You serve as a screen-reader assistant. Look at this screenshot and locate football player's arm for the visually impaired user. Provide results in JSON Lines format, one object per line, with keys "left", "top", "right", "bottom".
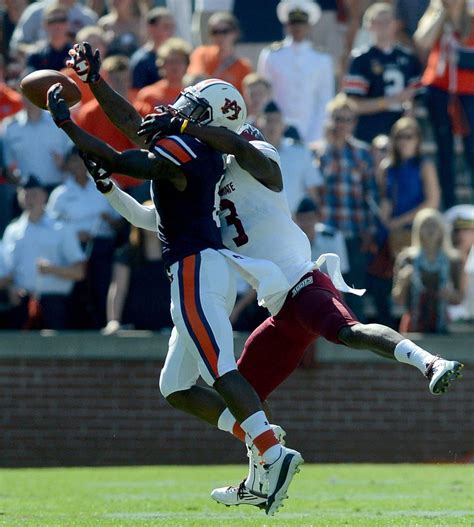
{"left": 88, "top": 77, "right": 148, "bottom": 148}
{"left": 68, "top": 42, "right": 147, "bottom": 148}
{"left": 104, "top": 185, "right": 158, "bottom": 231}
{"left": 184, "top": 122, "right": 283, "bottom": 191}
{"left": 60, "top": 120, "right": 181, "bottom": 181}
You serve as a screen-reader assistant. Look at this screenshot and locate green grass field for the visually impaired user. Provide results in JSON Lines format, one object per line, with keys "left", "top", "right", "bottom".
{"left": 1, "top": 464, "right": 473, "bottom": 527}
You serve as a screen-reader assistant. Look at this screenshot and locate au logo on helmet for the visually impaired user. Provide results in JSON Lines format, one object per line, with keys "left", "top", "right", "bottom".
{"left": 221, "top": 98, "right": 242, "bottom": 121}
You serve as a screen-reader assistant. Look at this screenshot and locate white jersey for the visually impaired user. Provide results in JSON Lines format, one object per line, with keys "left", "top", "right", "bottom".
{"left": 219, "top": 140, "right": 315, "bottom": 313}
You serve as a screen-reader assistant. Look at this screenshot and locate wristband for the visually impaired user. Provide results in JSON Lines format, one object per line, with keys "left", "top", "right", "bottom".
{"left": 96, "top": 178, "right": 113, "bottom": 194}
{"left": 180, "top": 119, "right": 189, "bottom": 134}
{"left": 55, "top": 117, "right": 73, "bottom": 129}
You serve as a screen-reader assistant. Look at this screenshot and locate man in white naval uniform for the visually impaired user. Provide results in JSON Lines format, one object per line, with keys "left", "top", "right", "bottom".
{"left": 257, "top": 0, "right": 334, "bottom": 145}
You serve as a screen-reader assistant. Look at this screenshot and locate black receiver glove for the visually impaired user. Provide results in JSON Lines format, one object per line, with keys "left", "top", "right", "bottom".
{"left": 47, "top": 83, "right": 72, "bottom": 128}
{"left": 78, "top": 151, "right": 113, "bottom": 193}
{"left": 137, "top": 106, "right": 187, "bottom": 144}
{"left": 67, "top": 41, "right": 101, "bottom": 83}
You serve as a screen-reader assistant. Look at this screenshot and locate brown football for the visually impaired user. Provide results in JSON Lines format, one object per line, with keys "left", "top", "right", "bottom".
{"left": 20, "top": 69, "right": 81, "bottom": 110}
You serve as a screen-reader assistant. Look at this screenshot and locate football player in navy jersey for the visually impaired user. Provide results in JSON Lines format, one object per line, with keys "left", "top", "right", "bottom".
{"left": 46, "top": 42, "right": 303, "bottom": 516}
{"left": 342, "top": 2, "right": 423, "bottom": 144}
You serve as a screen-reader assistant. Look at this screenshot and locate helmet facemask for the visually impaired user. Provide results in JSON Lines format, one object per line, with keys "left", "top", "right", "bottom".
{"left": 169, "top": 88, "right": 213, "bottom": 125}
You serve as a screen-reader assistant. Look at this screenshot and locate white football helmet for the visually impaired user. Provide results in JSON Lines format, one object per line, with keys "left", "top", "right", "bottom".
{"left": 169, "top": 79, "right": 247, "bottom": 132}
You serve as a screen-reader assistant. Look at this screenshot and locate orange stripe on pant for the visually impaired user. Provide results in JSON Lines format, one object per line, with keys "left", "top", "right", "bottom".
{"left": 181, "top": 255, "right": 219, "bottom": 377}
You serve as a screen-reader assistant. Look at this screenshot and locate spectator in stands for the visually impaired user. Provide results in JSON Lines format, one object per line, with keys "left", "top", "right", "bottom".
{"left": 191, "top": 0, "right": 234, "bottom": 46}
{"left": 3, "top": 95, "right": 71, "bottom": 193}
{"left": 257, "top": 101, "right": 322, "bottom": 214}
{"left": 312, "top": 0, "right": 362, "bottom": 81}
{"left": 102, "top": 208, "right": 172, "bottom": 335}
{"left": 9, "top": 0, "right": 97, "bottom": 56}
{"left": 294, "top": 196, "right": 349, "bottom": 273}
{"left": 380, "top": 117, "right": 440, "bottom": 257}
{"left": 444, "top": 204, "right": 474, "bottom": 321}
{"left": 0, "top": 0, "right": 28, "bottom": 61}
{"left": 129, "top": 8, "right": 176, "bottom": 97}
{"left": 47, "top": 146, "right": 122, "bottom": 328}
{"left": 392, "top": 208, "right": 463, "bottom": 333}
{"left": 258, "top": 0, "right": 334, "bottom": 144}
{"left": 25, "top": 3, "right": 72, "bottom": 73}
{"left": 369, "top": 118, "right": 440, "bottom": 326}
{"left": 394, "top": 0, "right": 430, "bottom": 48}
{"left": 414, "top": 0, "right": 474, "bottom": 209}
{"left": 187, "top": 11, "right": 253, "bottom": 94}
{"left": 61, "top": 26, "right": 108, "bottom": 111}
{"left": 98, "top": 0, "right": 145, "bottom": 57}
{"left": 75, "top": 55, "right": 147, "bottom": 200}
{"left": 0, "top": 56, "right": 23, "bottom": 120}
{"left": 343, "top": 2, "right": 423, "bottom": 144}
{"left": 242, "top": 73, "right": 272, "bottom": 125}
{"left": 1, "top": 175, "right": 86, "bottom": 330}
{"left": 315, "top": 93, "right": 377, "bottom": 320}
{"left": 134, "top": 38, "right": 191, "bottom": 116}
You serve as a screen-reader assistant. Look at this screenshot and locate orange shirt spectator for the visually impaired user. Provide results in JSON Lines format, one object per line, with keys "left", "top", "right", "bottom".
{"left": 134, "top": 79, "right": 183, "bottom": 116}
{"left": 134, "top": 37, "right": 191, "bottom": 116}
{"left": 421, "top": 22, "right": 474, "bottom": 94}
{"left": 187, "top": 12, "right": 252, "bottom": 93}
{"left": 0, "top": 83, "right": 23, "bottom": 120}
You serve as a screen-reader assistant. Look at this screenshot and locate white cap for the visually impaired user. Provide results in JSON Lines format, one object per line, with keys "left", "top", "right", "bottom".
{"left": 444, "top": 205, "right": 474, "bottom": 229}
{"left": 276, "top": 0, "right": 322, "bottom": 26}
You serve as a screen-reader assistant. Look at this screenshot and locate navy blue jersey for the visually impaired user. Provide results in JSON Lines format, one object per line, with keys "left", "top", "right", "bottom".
{"left": 343, "top": 45, "right": 422, "bottom": 143}
{"left": 150, "top": 135, "right": 225, "bottom": 267}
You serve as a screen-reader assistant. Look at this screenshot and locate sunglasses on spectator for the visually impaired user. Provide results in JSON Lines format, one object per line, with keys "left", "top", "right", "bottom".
{"left": 333, "top": 115, "right": 355, "bottom": 123}
{"left": 396, "top": 133, "right": 417, "bottom": 141}
{"left": 46, "top": 16, "right": 68, "bottom": 24}
{"left": 210, "top": 27, "right": 234, "bottom": 35}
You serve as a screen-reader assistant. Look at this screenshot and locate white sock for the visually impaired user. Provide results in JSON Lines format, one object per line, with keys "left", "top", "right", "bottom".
{"left": 394, "top": 339, "right": 437, "bottom": 374}
{"left": 217, "top": 408, "right": 236, "bottom": 433}
{"left": 240, "top": 411, "right": 281, "bottom": 464}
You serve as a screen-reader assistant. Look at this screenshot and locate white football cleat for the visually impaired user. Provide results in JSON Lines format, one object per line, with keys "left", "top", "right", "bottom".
{"left": 425, "top": 357, "right": 464, "bottom": 395}
{"left": 246, "top": 424, "right": 287, "bottom": 496}
{"left": 210, "top": 480, "right": 266, "bottom": 508}
{"left": 263, "top": 446, "right": 304, "bottom": 516}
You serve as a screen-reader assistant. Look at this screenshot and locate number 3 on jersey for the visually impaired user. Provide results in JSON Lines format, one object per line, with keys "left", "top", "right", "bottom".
{"left": 220, "top": 198, "right": 248, "bottom": 247}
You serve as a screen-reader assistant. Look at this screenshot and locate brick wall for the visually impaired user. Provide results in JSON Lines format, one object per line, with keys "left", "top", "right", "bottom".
{"left": 1, "top": 356, "right": 472, "bottom": 467}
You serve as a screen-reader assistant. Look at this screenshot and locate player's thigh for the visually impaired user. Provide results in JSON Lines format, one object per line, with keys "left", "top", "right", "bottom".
{"left": 294, "top": 271, "right": 359, "bottom": 344}
{"left": 169, "top": 250, "right": 237, "bottom": 386}
{"left": 237, "top": 316, "right": 313, "bottom": 401}
{"left": 159, "top": 326, "right": 200, "bottom": 398}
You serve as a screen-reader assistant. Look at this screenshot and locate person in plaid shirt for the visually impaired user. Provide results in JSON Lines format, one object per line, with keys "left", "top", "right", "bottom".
{"left": 315, "top": 93, "right": 377, "bottom": 320}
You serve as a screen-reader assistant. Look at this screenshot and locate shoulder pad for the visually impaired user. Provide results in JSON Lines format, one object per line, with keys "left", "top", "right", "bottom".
{"left": 269, "top": 41, "right": 284, "bottom": 51}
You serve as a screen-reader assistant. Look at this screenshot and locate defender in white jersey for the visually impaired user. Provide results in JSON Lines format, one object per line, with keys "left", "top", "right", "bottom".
{"left": 113, "top": 111, "right": 462, "bottom": 508}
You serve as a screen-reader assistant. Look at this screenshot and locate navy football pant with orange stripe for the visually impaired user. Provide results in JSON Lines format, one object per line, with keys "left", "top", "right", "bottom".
{"left": 160, "top": 249, "right": 237, "bottom": 395}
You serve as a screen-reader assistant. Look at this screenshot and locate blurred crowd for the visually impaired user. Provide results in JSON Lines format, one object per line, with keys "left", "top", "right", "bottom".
{"left": 0, "top": 0, "right": 473, "bottom": 335}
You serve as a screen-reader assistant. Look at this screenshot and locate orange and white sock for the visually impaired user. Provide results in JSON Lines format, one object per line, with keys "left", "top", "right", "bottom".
{"left": 240, "top": 411, "right": 281, "bottom": 464}
{"left": 217, "top": 408, "right": 246, "bottom": 441}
